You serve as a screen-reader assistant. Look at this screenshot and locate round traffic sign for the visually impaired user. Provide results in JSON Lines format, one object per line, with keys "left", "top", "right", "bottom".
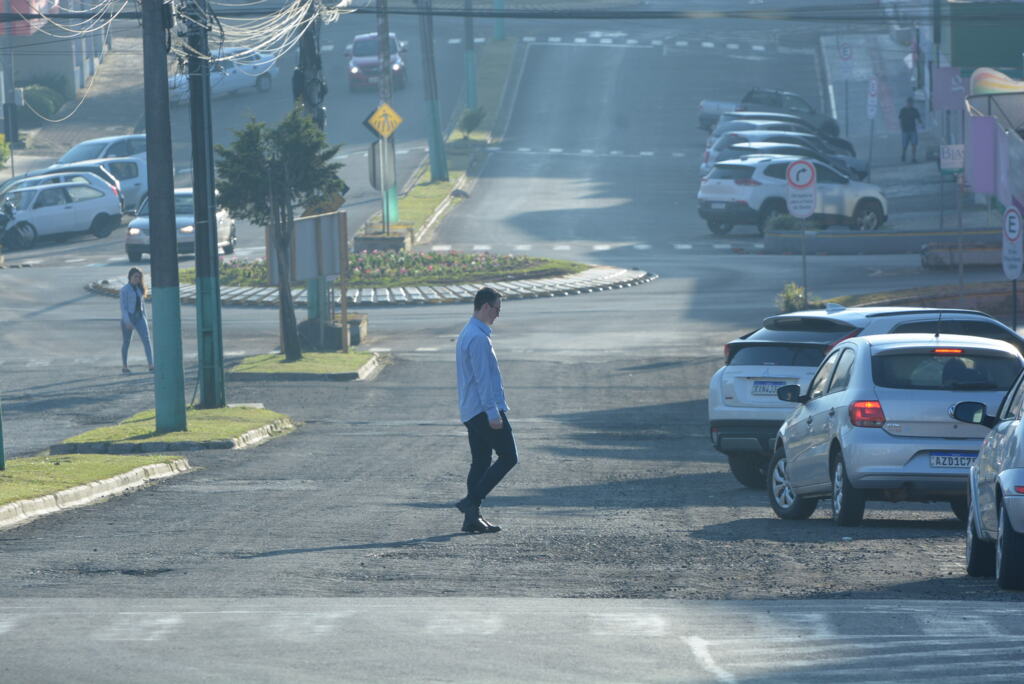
{"left": 1003, "top": 207, "right": 1023, "bottom": 280}
{"left": 839, "top": 42, "right": 852, "bottom": 60}
{"left": 1005, "top": 207, "right": 1022, "bottom": 242}
{"left": 786, "top": 160, "right": 816, "bottom": 189}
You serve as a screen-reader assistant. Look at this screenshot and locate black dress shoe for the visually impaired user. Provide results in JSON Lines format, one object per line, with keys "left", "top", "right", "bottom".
{"left": 462, "top": 516, "right": 499, "bottom": 533}
{"left": 479, "top": 518, "right": 501, "bottom": 532}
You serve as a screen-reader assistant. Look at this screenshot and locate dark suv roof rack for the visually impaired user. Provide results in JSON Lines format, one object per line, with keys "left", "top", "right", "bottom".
{"left": 863, "top": 308, "right": 987, "bottom": 318}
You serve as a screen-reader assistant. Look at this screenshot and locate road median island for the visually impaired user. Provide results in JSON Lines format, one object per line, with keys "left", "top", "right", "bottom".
{"left": 0, "top": 454, "right": 190, "bottom": 530}
{"left": 50, "top": 405, "right": 295, "bottom": 455}
{"left": 827, "top": 280, "right": 1021, "bottom": 318}
{"left": 228, "top": 351, "right": 383, "bottom": 381}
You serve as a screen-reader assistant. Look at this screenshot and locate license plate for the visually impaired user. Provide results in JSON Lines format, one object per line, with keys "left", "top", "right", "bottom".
{"left": 751, "top": 380, "right": 785, "bottom": 396}
{"left": 711, "top": 202, "right": 726, "bottom": 209}
{"left": 367, "top": 76, "right": 379, "bottom": 84}
{"left": 929, "top": 452, "right": 976, "bottom": 468}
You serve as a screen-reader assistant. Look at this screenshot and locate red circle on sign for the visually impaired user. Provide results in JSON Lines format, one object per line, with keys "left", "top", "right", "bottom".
{"left": 786, "top": 160, "right": 816, "bottom": 189}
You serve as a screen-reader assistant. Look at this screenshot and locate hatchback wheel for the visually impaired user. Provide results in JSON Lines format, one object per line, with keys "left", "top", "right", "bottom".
{"left": 727, "top": 453, "right": 766, "bottom": 490}
{"left": 966, "top": 498, "right": 996, "bottom": 577}
{"left": 996, "top": 504, "right": 1024, "bottom": 590}
{"left": 90, "top": 213, "right": 115, "bottom": 238}
{"left": 853, "top": 200, "right": 883, "bottom": 231}
{"left": 706, "top": 221, "right": 732, "bottom": 236}
{"left": 831, "top": 455, "right": 865, "bottom": 526}
{"left": 5, "top": 221, "right": 36, "bottom": 250}
{"left": 768, "top": 449, "right": 818, "bottom": 520}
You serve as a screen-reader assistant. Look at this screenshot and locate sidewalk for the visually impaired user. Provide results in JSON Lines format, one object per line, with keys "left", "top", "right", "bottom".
{"left": 10, "top": 32, "right": 146, "bottom": 175}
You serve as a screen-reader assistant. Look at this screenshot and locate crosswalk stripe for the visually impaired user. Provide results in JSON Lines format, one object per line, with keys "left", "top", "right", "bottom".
{"left": 674, "top": 244, "right": 693, "bottom": 250}
{"left": 514, "top": 244, "right": 531, "bottom": 251}
{"left": 553, "top": 245, "right": 571, "bottom": 251}
{"left": 432, "top": 245, "right": 451, "bottom": 251}
{"left": 634, "top": 244, "right": 652, "bottom": 250}
{"left": 472, "top": 245, "right": 491, "bottom": 251}
{"left": 594, "top": 244, "right": 612, "bottom": 251}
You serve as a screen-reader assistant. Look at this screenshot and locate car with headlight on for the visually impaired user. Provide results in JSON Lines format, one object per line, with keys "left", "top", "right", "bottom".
{"left": 345, "top": 32, "right": 407, "bottom": 91}
{"left": 124, "top": 188, "right": 236, "bottom": 263}
{"left": 952, "top": 368, "right": 1024, "bottom": 589}
{"left": 768, "top": 334, "right": 1022, "bottom": 526}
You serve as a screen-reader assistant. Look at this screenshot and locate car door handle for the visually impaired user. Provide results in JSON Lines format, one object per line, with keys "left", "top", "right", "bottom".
{"left": 828, "top": 408, "right": 836, "bottom": 417}
{"left": 806, "top": 417, "right": 813, "bottom": 425}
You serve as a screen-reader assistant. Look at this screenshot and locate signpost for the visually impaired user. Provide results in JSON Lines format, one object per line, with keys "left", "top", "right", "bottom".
{"left": 839, "top": 42, "right": 853, "bottom": 137}
{"left": 363, "top": 102, "right": 403, "bottom": 235}
{"left": 1004, "top": 207, "right": 1023, "bottom": 328}
{"left": 867, "top": 78, "right": 877, "bottom": 169}
{"left": 787, "top": 160, "right": 817, "bottom": 308}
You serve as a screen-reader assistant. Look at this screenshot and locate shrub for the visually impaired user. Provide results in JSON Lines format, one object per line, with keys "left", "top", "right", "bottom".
{"left": 766, "top": 214, "right": 817, "bottom": 232}
{"left": 457, "top": 106, "right": 486, "bottom": 139}
{"left": 775, "top": 282, "right": 822, "bottom": 313}
{"left": 20, "top": 84, "right": 65, "bottom": 123}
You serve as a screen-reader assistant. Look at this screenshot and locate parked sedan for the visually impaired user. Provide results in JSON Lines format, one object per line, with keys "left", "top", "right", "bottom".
{"left": 124, "top": 188, "right": 236, "bottom": 262}
{"left": 56, "top": 134, "right": 147, "bottom": 165}
{"left": 168, "top": 47, "right": 278, "bottom": 104}
{"left": 952, "top": 370, "right": 1024, "bottom": 589}
{"left": 768, "top": 334, "right": 1022, "bottom": 526}
{"left": 1, "top": 181, "right": 122, "bottom": 249}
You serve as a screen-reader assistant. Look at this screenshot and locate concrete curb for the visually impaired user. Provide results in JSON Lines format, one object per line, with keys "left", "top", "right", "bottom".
{"left": 86, "top": 267, "right": 659, "bottom": 308}
{"left": 50, "top": 418, "right": 295, "bottom": 455}
{"left": 0, "top": 458, "right": 192, "bottom": 531}
{"left": 228, "top": 352, "right": 384, "bottom": 383}
{"left": 763, "top": 228, "right": 1000, "bottom": 255}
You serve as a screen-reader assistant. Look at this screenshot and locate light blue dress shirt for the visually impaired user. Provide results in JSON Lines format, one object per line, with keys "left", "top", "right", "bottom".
{"left": 456, "top": 316, "right": 509, "bottom": 423}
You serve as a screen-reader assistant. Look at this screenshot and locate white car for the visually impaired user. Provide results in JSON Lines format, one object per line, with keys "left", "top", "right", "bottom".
{"left": 2, "top": 181, "right": 122, "bottom": 249}
{"left": 697, "top": 155, "right": 887, "bottom": 235}
{"left": 709, "top": 305, "right": 1024, "bottom": 489}
{"left": 56, "top": 134, "right": 147, "bottom": 165}
{"left": 2, "top": 171, "right": 122, "bottom": 210}
{"left": 168, "top": 47, "right": 278, "bottom": 104}
{"left": 952, "top": 369, "right": 1024, "bottom": 589}
{"left": 124, "top": 188, "right": 236, "bottom": 263}
{"left": 768, "top": 334, "right": 1022, "bottom": 526}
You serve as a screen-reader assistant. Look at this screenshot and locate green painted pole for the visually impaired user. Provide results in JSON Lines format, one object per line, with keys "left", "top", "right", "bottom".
{"left": 464, "top": 0, "right": 477, "bottom": 109}
{"left": 142, "top": 0, "right": 187, "bottom": 432}
{"left": 418, "top": 0, "right": 449, "bottom": 182}
{"left": 0, "top": 394, "right": 5, "bottom": 471}
{"left": 494, "top": 0, "right": 505, "bottom": 41}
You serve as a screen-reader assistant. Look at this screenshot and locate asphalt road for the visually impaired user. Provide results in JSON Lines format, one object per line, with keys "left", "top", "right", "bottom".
{"left": 2, "top": 4, "right": 1023, "bottom": 682}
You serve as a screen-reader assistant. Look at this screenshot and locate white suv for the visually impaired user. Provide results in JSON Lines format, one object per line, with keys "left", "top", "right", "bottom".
{"left": 709, "top": 305, "right": 1024, "bottom": 489}
{"left": 697, "top": 155, "right": 887, "bottom": 235}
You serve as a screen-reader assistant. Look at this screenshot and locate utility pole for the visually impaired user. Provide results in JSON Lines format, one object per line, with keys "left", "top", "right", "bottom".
{"left": 417, "top": 0, "right": 448, "bottom": 182}
{"left": 184, "top": 0, "right": 226, "bottom": 408}
{"left": 377, "top": 0, "right": 398, "bottom": 227}
{"left": 463, "top": 0, "right": 477, "bottom": 109}
{"left": 142, "top": 0, "right": 187, "bottom": 432}
{"left": 493, "top": 0, "right": 505, "bottom": 41}
{"left": 2, "top": 19, "right": 19, "bottom": 151}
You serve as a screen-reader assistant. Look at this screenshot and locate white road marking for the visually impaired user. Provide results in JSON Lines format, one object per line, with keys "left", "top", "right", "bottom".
{"left": 593, "top": 244, "right": 611, "bottom": 251}
{"left": 549, "top": 148, "right": 563, "bottom": 153}
{"left": 473, "top": 37, "right": 485, "bottom": 44}
{"left": 514, "top": 244, "right": 531, "bottom": 251}
{"left": 26, "top": 360, "right": 51, "bottom": 367}
{"left": 414, "top": 347, "right": 439, "bottom": 352}
{"left": 753, "top": 45, "right": 766, "bottom": 51}
{"left": 600, "top": 38, "right": 613, "bottom": 44}
{"left": 65, "top": 258, "right": 86, "bottom": 263}
{"left": 548, "top": 37, "right": 562, "bottom": 43}
{"left": 640, "top": 151, "right": 654, "bottom": 156}
{"left": 574, "top": 38, "right": 587, "bottom": 44}
{"left": 553, "top": 245, "right": 571, "bottom": 251}
{"left": 431, "top": 245, "right": 451, "bottom": 251}
{"left": 426, "top": 613, "right": 502, "bottom": 635}
{"left": 919, "top": 614, "right": 1004, "bottom": 637}
{"left": 610, "top": 150, "right": 623, "bottom": 155}
{"left": 633, "top": 244, "right": 652, "bottom": 250}
{"left": 472, "top": 245, "right": 491, "bottom": 251}
{"left": 522, "top": 36, "right": 536, "bottom": 42}
{"left": 518, "top": 147, "right": 531, "bottom": 152}
{"left": 686, "top": 636, "right": 735, "bottom": 683}
{"left": 448, "top": 38, "right": 460, "bottom": 44}
{"left": 321, "top": 44, "right": 334, "bottom": 52}
{"left": 651, "top": 40, "right": 663, "bottom": 46}
{"left": 727, "top": 43, "right": 740, "bottom": 49}
{"left": 0, "top": 617, "right": 19, "bottom": 634}
{"left": 674, "top": 244, "right": 692, "bottom": 250}
{"left": 676, "top": 40, "right": 688, "bottom": 47}
{"left": 713, "top": 244, "right": 731, "bottom": 250}
{"left": 702, "top": 41, "right": 715, "bottom": 48}
{"left": 754, "top": 243, "right": 764, "bottom": 249}
{"left": 369, "top": 347, "right": 391, "bottom": 353}
{"left": 580, "top": 149, "right": 595, "bottom": 154}
{"left": 95, "top": 614, "right": 183, "bottom": 642}
{"left": 626, "top": 39, "right": 638, "bottom": 45}
{"left": 589, "top": 613, "right": 668, "bottom": 636}
{"left": 22, "top": 260, "right": 42, "bottom": 266}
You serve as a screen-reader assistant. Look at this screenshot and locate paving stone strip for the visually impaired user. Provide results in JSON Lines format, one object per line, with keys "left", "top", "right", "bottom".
{"left": 87, "top": 267, "right": 658, "bottom": 308}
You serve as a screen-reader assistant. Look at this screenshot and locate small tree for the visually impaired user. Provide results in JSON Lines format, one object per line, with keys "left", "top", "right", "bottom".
{"left": 216, "top": 107, "right": 345, "bottom": 361}
{"left": 457, "top": 106, "right": 486, "bottom": 140}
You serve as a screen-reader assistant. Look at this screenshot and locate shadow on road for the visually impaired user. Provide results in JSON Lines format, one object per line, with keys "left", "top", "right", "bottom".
{"left": 692, "top": 514, "right": 964, "bottom": 543}
{"left": 233, "top": 533, "right": 463, "bottom": 559}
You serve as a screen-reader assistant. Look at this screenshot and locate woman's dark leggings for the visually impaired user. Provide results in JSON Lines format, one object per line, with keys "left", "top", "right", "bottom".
{"left": 464, "top": 411, "right": 518, "bottom": 505}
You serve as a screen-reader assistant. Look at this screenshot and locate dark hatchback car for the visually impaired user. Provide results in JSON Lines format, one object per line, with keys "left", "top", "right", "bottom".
{"left": 708, "top": 305, "right": 1024, "bottom": 489}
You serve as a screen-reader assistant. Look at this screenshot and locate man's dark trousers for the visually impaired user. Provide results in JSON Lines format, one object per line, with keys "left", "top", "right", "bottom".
{"left": 464, "top": 411, "right": 518, "bottom": 505}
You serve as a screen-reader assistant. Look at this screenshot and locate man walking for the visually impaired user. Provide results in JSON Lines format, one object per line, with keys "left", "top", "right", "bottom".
{"left": 454, "top": 287, "right": 518, "bottom": 533}
{"left": 899, "top": 96, "right": 923, "bottom": 163}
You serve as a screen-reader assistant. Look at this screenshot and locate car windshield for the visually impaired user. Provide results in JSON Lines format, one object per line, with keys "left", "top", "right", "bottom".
{"left": 353, "top": 37, "right": 398, "bottom": 57}
{"left": 872, "top": 352, "right": 1021, "bottom": 391}
{"left": 729, "top": 344, "right": 825, "bottom": 367}
{"left": 58, "top": 142, "right": 107, "bottom": 164}
{"left": 748, "top": 317, "right": 858, "bottom": 344}
{"left": 135, "top": 195, "right": 194, "bottom": 217}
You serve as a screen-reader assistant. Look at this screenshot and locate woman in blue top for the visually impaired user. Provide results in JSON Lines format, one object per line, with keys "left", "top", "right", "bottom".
{"left": 119, "top": 267, "right": 154, "bottom": 374}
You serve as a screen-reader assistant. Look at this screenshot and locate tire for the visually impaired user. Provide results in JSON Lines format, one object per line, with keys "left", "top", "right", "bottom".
{"left": 127, "top": 249, "right": 144, "bottom": 263}
{"left": 996, "top": 503, "right": 1024, "bottom": 590}
{"left": 5, "top": 222, "right": 36, "bottom": 250}
{"left": 831, "top": 454, "right": 866, "bottom": 526}
{"left": 90, "top": 213, "right": 115, "bottom": 238}
{"left": 758, "top": 202, "right": 786, "bottom": 235}
{"left": 820, "top": 119, "right": 840, "bottom": 138}
{"left": 951, "top": 497, "right": 969, "bottom": 523}
{"left": 853, "top": 200, "right": 884, "bottom": 232}
{"left": 768, "top": 448, "right": 818, "bottom": 520}
{"left": 706, "top": 221, "right": 733, "bottom": 236}
{"left": 256, "top": 74, "right": 272, "bottom": 92}
{"left": 966, "top": 497, "right": 996, "bottom": 577}
{"left": 222, "top": 229, "right": 236, "bottom": 255}
{"left": 728, "top": 453, "right": 767, "bottom": 490}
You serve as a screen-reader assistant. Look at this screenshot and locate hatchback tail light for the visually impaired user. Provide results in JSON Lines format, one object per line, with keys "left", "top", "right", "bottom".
{"left": 825, "top": 328, "right": 863, "bottom": 352}
{"left": 723, "top": 343, "right": 734, "bottom": 365}
{"left": 734, "top": 178, "right": 761, "bottom": 186}
{"left": 850, "top": 400, "right": 886, "bottom": 427}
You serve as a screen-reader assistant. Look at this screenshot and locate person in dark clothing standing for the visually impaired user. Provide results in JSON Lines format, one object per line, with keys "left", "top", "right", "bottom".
{"left": 119, "top": 267, "right": 154, "bottom": 374}
{"left": 899, "top": 97, "right": 923, "bottom": 163}
{"left": 454, "top": 287, "right": 518, "bottom": 533}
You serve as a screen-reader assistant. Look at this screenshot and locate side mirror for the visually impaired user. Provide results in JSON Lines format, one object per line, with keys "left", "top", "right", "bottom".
{"left": 951, "top": 401, "right": 996, "bottom": 428}
{"left": 400, "top": 42, "right": 408, "bottom": 53}
{"left": 777, "top": 384, "right": 806, "bottom": 403}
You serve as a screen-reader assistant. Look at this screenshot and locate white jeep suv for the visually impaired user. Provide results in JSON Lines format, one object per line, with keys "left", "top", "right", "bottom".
{"left": 697, "top": 155, "right": 887, "bottom": 235}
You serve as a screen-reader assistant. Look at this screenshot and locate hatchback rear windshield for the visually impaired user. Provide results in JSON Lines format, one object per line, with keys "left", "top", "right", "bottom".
{"left": 746, "top": 317, "right": 857, "bottom": 344}
{"left": 707, "top": 165, "right": 753, "bottom": 180}
{"left": 729, "top": 344, "right": 825, "bottom": 367}
{"left": 872, "top": 351, "right": 1021, "bottom": 391}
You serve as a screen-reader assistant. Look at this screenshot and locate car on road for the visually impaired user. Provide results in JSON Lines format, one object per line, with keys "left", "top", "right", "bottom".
{"left": 709, "top": 305, "right": 1024, "bottom": 489}
{"left": 701, "top": 130, "right": 868, "bottom": 179}
{"left": 1, "top": 181, "right": 122, "bottom": 249}
{"left": 40, "top": 157, "right": 148, "bottom": 210}
{"left": 168, "top": 47, "right": 279, "bottom": 104}
{"left": 709, "top": 141, "right": 869, "bottom": 181}
{"left": 951, "top": 370, "right": 1024, "bottom": 589}
{"left": 124, "top": 188, "right": 236, "bottom": 263}
{"left": 0, "top": 170, "right": 123, "bottom": 211}
{"left": 698, "top": 88, "right": 840, "bottom": 136}
{"left": 56, "top": 134, "right": 147, "bottom": 165}
{"left": 697, "top": 155, "right": 886, "bottom": 235}
{"left": 767, "top": 334, "right": 1022, "bottom": 525}
{"left": 710, "top": 111, "right": 857, "bottom": 156}
{"left": 346, "top": 32, "right": 408, "bottom": 91}
{"left": 12, "top": 161, "right": 124, "bottom": 203}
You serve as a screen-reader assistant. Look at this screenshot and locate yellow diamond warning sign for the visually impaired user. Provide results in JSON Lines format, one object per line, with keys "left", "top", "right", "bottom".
{"left": 364, "top": 103, "right": 403, "bottom": 139}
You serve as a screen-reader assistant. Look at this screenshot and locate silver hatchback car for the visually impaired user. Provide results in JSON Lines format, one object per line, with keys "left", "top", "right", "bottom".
{"left": 768, "top": 334, "right": 1022, "bottom": 526}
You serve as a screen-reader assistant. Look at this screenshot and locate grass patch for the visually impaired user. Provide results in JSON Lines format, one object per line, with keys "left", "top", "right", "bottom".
{"left": 230, "top": 351, "right": 374, "bottom": 375}
{"left": 0, "top": 453, "right": 181, "bottom": 507}
{"left": 396, "top": 171, "right": 466, "bottom": 227}
{"left": 62, "top": 406, "right": 288, "bottom": 445}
